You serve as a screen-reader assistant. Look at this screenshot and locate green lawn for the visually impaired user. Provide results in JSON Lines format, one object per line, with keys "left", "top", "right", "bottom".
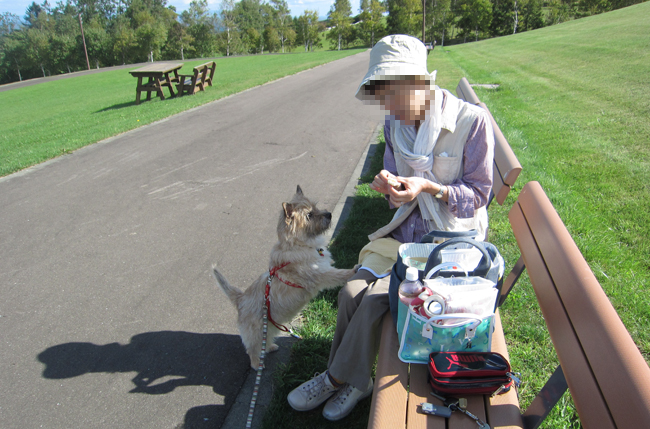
{"left": 0, "top": 49, "right": 365, "bottom": 178}
{"left": 264, "top": 3, "right": 650, "bottom": 428}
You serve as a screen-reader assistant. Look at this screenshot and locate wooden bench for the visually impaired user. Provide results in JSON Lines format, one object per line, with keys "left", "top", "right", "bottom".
{"left": 368, "top": 181, "right": 650, "bottom": 428}
{"left": 457, "top": 77, "right": 522, "bottom": 206}
{"left": 129, "top": 63, "right": 183, "bottom": 105}
{"left": 176, "top": 61, "right": 216, "bottom": 96}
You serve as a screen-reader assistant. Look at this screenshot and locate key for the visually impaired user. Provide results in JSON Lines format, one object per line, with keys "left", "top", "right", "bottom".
{"left": 443, "top": 396, "right": 460, "bottom": 411}
{"left": 456, "top": 406, "right": 490, "bottom": 428}
{"left": 419, "top": 402, "right": 453, "bottom": 418}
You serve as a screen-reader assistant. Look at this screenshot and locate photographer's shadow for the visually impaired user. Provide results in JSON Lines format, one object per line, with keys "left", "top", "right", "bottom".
{"left": 37, "top": 331, "right": 249, "bottom": 396}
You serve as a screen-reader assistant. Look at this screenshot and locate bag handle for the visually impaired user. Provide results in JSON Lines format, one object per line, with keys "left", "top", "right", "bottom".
{"left": 420, "top": 229, "right": 478, "bottom": 243}
{"left": 424, "top": 237, "right": 491, "bottom": 278}
{"left": 423, "top": 313, "right": 484, "bottom": 328}
{"left": 425, "top": 262, "right": 469, "bottom": 279}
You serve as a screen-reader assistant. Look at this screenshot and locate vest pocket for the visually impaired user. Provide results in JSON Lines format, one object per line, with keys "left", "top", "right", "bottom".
{"left": 433, "top": 155, "right": 462, "bottom": 184}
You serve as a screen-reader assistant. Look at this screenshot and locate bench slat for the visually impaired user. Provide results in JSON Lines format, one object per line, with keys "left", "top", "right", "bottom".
{"left": 456, "top": 77, "right": 481, "bottom": 105}
{"left": 486, "top": 311, "right": 524, "bottom": 428}
{"left": 407, "top": 363, "right": 446, "bottom": 429}
{"left": 516, "top": 182, "right": 650, "bottom": 428}
{"left": 510, "top": 194, "right": 616, "bottom": 429}
{"left": 368, "top": 312, "right": 409, "bottom": 429}
{"left": 492, "top": 159, "right": 511, "bottom": 206}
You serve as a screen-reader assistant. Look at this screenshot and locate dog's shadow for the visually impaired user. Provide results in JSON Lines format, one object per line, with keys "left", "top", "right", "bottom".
{"left": 37, "top": 331, "right": 250, "bottom": 427}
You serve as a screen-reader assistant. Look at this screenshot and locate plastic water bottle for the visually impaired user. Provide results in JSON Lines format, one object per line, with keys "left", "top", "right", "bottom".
{"left": 397, "top": 267, "right": 424, "bottom": 338}
{"left": 399, "top": 267, "right": 424, "bottom": 305}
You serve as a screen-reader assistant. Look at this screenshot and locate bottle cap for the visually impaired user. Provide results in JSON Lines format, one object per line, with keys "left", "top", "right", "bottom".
{"left": 405, "top": 267, "right": 419, "bottom": 281}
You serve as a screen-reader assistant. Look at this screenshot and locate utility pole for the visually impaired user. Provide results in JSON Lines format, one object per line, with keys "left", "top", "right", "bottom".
{"left": 422, "top": 0, "right": 426, "bottom": 43}
{"left": 78, "top": 13, "right": 90, "bottom": 71}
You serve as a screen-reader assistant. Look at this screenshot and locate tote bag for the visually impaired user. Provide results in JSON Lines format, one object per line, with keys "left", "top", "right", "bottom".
{"left": 389, "top": 230, "right": 504, "bottom": 329}
{"left": 398, "top": 310, "right": 495, "bottom": 364}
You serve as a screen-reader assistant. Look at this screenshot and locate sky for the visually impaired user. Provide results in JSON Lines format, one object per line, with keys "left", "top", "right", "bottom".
{"left": 1, "top": 0, "right": 364, "bottom": 21}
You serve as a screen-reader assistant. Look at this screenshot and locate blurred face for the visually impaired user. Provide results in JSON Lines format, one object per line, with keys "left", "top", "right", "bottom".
{"left": 373, "top": 79, "right": 432, "bottom": 126}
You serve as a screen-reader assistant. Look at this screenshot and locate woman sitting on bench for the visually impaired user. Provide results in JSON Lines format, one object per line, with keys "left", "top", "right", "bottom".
{"left": 287, "top": 34, "right": 495, "bottom": 421}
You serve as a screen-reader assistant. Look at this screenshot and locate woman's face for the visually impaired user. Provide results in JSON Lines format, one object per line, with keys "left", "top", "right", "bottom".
{"left": 373, "top": 79, "right": 431, "bottom": 126}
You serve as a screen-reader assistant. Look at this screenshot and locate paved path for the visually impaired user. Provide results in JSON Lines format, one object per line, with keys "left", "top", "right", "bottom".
{"left": 0, "top": 51, "right": 381, "bottom": 429}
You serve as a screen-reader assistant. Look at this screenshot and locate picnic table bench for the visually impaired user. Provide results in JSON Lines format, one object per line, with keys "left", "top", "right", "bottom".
{"left": 176, "top": 61, "right": 216, "bottom": 96}
{"left": 129, "top": 62, "right": 184, "bottom": 105}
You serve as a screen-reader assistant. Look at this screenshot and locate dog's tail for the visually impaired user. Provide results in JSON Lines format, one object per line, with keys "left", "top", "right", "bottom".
{"left": 212, "top": 265, "right": 242, "bottom": 304}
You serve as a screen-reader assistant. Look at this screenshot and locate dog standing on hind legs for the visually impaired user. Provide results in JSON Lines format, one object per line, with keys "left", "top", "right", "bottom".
{"left": 212, "top": 185, "right": 359, "bottom": 369}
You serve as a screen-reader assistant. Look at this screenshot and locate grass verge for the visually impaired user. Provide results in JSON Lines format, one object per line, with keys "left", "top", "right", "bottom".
{"left": 261, "top": 132, "right": 391, "bottom": 429}
{"left": 0, "top": 49, "right": 366, "bottom": 177}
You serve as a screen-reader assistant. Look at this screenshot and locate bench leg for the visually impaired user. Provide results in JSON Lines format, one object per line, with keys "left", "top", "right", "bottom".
{"left": 135, "top": 77, "right": 142, "bottom": 105}
{"left": 521, "top": 365, "right": 568, "bottom": 429}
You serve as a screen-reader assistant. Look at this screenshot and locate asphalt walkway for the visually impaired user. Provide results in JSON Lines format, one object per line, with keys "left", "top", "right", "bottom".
{"left": 0, "top": 51, "right": 381, "bottom": 429}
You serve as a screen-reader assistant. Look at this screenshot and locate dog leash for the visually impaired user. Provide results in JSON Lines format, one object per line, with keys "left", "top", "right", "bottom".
{"left": 246, "top": 263, "right": 302, "bottom": 428}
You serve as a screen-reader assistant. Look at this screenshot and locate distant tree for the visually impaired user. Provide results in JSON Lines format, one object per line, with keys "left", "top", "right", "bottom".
{"left": 386, "top": 0, "right": 422, "bottom": 36}
{"left": 0, "top": 13, "right": 24, "bottom": 81}
{"left": 430, "top": 0, "right": 452, "bottom": 46}
{"left": 110, "top": 15, "right": 136, "bottom": 64}
{"left": 546, "top": 0, "right": 572, "bottom": 25}
{"left": 358, "top": 0, "right": 386, "bottom": 47}
{"left": 295, "top": 10, "right": 321, "bottom": 52}
{"left": 270, "top": 0, "right": 294, "bottom": 53}
{"left": 164, "top": 20, "right": 194, "bottom": 60}
{"left": 327, "top": 0, "right": 352, "bottom": 50}
{"left": 23, "top": 27, "right": 51, "bottom": 76}
{"left": 263, "top": 25, "right": 280, "bottom": 52}
{"left": 522, "top": 0, "right": 544, "bottom": 30}
{"left": 0, "top": 12, "right": 23, "bottom": 35}
{"left": 24, "top": 1, "right": 46, "bottom": 28}
{"left": 132, "top": 9, "right": 167, "bottom": 61}
{"left": 578, "top": 0, "right": 611, "bottom": 15}
{"left": 490, "top": 0, "right": 516, "bottom": 36}
{"left": 458, "top": 0, "right": 491, "bottom": 41}
{"left": 181, "top": 0, "right": 216, "bottom": 57}
{"left": 219, "top": 0, "right": 238, "bottom": 56}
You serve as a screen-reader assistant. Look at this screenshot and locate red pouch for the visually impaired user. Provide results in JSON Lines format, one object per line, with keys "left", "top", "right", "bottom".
{"left": 428, "top": 351, "right": 518, "bottom": 396}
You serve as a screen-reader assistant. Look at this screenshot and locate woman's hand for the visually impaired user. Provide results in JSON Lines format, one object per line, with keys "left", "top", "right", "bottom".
{"left": 387, "top": 176, "right": 431, "bottom": 206}
{"left": 369, "top": 169, "right": 399, "bottom": 195}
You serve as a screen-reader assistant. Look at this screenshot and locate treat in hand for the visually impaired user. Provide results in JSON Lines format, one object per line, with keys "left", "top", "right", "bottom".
{"left": 387, "top": 176, "right": 400, "bottom": 189}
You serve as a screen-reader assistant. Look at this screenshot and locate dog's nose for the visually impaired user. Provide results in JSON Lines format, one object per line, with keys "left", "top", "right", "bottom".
{"left": 324, "top": 212, "right": 332, "bottom": 220}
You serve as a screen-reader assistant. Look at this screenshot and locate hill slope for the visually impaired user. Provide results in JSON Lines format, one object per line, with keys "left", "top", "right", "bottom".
{"left": 428, "top": 3, "right": 649, "bottom": 426}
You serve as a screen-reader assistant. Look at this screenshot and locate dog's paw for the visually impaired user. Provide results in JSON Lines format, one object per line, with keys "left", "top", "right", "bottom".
{"left": 267, "top": 343, "right": 279, "bottom": 353}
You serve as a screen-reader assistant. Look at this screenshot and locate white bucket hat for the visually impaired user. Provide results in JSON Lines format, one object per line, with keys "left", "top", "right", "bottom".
{"left": 355, "top": 34, "right": 436, "bottom": 101}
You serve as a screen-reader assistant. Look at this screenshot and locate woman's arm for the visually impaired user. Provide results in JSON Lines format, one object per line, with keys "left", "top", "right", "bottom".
{"left": 386, "top": 113, "right": 493, "bottom": 216}
{"left": 446, "top": 113, "right": 493, "bottom": 218}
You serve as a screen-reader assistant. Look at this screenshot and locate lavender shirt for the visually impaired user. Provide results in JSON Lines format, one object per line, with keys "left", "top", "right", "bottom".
{"left": 383, "top": 96, "right": 492, "bottom": 244}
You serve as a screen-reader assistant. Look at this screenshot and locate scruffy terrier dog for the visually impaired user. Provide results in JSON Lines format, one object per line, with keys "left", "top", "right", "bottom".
{"left": 212, "top": 185, "right": 359, "bottom": 369}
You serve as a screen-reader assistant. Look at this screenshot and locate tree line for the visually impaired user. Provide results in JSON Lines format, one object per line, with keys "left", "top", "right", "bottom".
{"left": 0, "top": 0, "right": 644, "bottom": 84}
{"left": 389, "top": 0, "right": 644, "bottom": 45}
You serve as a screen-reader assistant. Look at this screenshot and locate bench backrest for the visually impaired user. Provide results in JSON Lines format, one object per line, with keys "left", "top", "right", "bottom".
{"left": 456, "top": 77, "right": 522, "bottom": 205}
{"left": 508, "top": 181, "right": 650, "bottom": 428}
{"left": 194, "top": 61, "right": 216, "bottom": 86}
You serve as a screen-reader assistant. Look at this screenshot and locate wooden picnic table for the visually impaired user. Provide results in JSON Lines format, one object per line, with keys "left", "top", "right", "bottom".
{"left": 129, "top": 62, "right": 184, "bottom": 105}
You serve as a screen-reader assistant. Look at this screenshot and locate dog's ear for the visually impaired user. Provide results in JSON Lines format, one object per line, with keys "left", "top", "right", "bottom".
{"left": 296, "top": 185, "right": 303, "bottom": 195}
{"left": 282, "top": 202, "right": 294, "bottom": 219}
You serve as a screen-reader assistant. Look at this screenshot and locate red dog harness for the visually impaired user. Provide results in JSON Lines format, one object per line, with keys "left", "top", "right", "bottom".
{"left": 265, "top": 262, "right": 304, "bottom": 333}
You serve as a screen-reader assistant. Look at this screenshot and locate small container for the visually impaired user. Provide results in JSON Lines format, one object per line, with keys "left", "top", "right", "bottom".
{"left": 397, "top": 267, "right": 424, "bottom": 338}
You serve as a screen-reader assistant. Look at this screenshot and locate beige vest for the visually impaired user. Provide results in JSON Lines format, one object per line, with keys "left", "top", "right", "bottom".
{"left": 369, "top": 90, "right": 492, "bottom": 241}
